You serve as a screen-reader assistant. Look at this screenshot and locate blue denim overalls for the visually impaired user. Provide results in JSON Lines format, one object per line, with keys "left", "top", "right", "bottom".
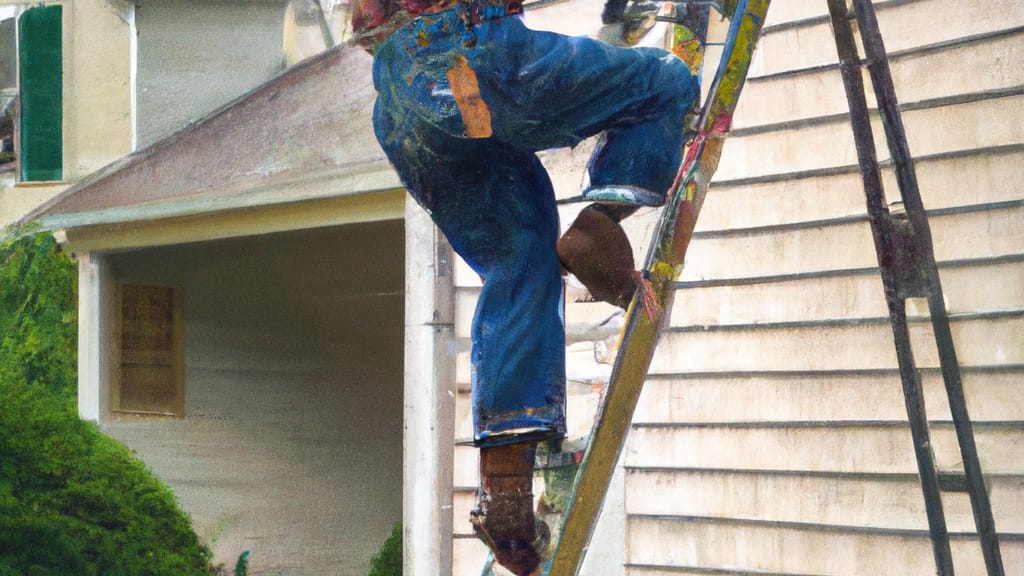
{"left": 372, "top": 1, "right": 698, "bottom": 446}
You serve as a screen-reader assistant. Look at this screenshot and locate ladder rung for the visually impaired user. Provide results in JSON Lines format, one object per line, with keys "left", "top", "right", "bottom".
{"left": 936, "top": 471, "right": 971, "bottom": 493}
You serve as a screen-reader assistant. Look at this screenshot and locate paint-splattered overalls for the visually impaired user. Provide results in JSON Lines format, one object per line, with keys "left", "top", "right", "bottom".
{"left": 370, "top": 0, "right": 698, "bottom": 446}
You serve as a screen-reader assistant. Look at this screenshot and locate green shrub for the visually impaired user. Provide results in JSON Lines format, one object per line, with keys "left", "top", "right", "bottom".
{"left": 0, "top": 232, "right": 213, "bottom": 575}
{"left": 0, "top": 232, "right": 77, "bottom": 400}
{"left": 368, "top": 522, "right": 402, "bottom": 576}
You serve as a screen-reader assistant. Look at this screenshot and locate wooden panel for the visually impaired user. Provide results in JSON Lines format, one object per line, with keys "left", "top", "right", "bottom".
{"left": 671, "top": 261, "right": 1023, "bottom": 328}
{"left": 624, "top": 425, "right": 1024, "bottom": 475}
{"left": 683, "top": 205, "right": 1024, "bottom": 281}
{"left": 453, "top": 487, "right": 479, "bottom": 537}
{"left": 625, "top": 469, "right": 1024, "bottom": 533}
{"left": 753, "top": 0, "right": 1024, "bottom": 78}
{"left": 653, "top": 315, "right": 1023, "bottom": 374}
{"left": 454, "top": 444, "right": 479, "bottom": 488}
{"left": 626, "top": 515, "right": 1024, "bottom": 576}
{"left": 700, "top": 148, "right": 1024, "bottom": 232}
{"left": 734, "top": 30, "right": 1024, "bottom": 130}
{"left": 682, "top": 221, "right": 878, "bottom": 282}
{"left": 634, "top": 371, "right": 1024, "bottom": 425}
{"left": 717, "top": 95, "right": 1024, "bottom": 182}
{"left": 117, "top": 283, "right": 184, "bottom": 416}
{"left": 670, "top": 273, "right": 889, "bottom": 327}
{"left": 453, "top": 536, "right": 492, "bottom": 576}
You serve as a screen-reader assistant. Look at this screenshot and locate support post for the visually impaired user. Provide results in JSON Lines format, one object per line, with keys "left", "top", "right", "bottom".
{"left": 76, "top": 250, "right": 116, "bottom": 422}
{"left": 403, "top": 198, "right": 456, "bottom": 576}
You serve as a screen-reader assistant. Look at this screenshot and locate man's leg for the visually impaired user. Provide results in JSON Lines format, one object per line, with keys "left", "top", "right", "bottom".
{"left": 467, "top": 17, "right": 698, "bottom": 309}
{"left": 471, "top": 443, "right": 541, "bottom": 575}
{"left": 433, "top": 149, "right": 563, "bottom": 576}
{"left": 374, "top": 91, "right": 562, "bottom": 573}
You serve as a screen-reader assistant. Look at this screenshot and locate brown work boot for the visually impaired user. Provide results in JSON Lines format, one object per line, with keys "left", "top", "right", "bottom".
{"left": 558, "top": 203, "right": 651, "bottom": 311}
{"left": 470, "top": 443, "right": 542, "bottom": 576}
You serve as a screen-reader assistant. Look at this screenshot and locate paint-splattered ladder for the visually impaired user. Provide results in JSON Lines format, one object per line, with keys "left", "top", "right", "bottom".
{"left": 482, "top": 1, "right": 773, "bottom": 574}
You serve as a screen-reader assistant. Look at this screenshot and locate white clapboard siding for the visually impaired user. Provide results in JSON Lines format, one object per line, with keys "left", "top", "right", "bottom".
{"left": 651, "top": 314, "right": 1024, "bottom": 373}
{"left": 671, "top": 260, "right": 1023, "bottom": 327}
{"left": 625, "top": 469, "right": 1024, "bottom": 533}
{"left": 682, "top": 204, "right": 1024, "bottom": 281}
{"left": 624, "top": 424, "right": 1024, "bottom": 475}
{"left": 700, "top": 146, "right": 1024, "bottom": 232}
{"left": 735, "top": 17, "right": 1024, "bottom": 130}
{"left": 625, "top": 0, "right": 1024, "bottom": 574}
{"left": 634, "top": 370, "right": 1024, "bottom": 425}
{"left": 625, "top": 516, "right": 1024, "bottom": 576}
{"left": 716, "top": 94, "right": 1024, "bottom": 182}
{"left": 753, "top": 0, "right": 1024, "bottom": 78}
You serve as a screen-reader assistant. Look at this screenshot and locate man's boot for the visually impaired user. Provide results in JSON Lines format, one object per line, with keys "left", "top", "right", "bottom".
{"left": 558, "top": 203, "right": 642, "bottom": 309}
{"left": 558, "top": 203, "right": 662, "bottom": 318}
{"left": 470, "top": 442, "right": 541, "bottom": 576}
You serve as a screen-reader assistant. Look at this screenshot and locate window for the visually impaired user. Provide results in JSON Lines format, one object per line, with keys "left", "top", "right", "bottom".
{"left": 17, "top": 4, "right": 62, "bottom": 182}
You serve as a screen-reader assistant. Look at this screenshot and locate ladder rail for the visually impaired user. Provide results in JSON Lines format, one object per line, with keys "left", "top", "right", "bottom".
{"left": 827, "top": 1, "right": 1005, "bottom": 574}
{"left": 824, "top": 2, "right": 954, "bottom": 572}
{"left": 849, "top": 2, "right": 1005, "bottom": 573}
{"left": 546, "top": 2, "right": 771, "bottom": 573}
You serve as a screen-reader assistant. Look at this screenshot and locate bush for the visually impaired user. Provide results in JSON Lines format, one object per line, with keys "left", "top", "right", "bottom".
{"left": 0, "top": 232, "right": 213, "bottom": 575}
{"left": 368, "top": 522, "right": 402, "bottom": 576}
{"left": 0, "top": 233, "right": 77, "bottom": 399}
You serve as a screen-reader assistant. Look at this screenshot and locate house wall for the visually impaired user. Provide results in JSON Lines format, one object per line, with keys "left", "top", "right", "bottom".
{"left": 99, "top": 221, "right": 406, "bottom": 575}
{"left": 625, "top": 0, "right": 1023, "bottom": 574}
{"left": 1, "top": 0, "right": 134, "bottom": 227}
{"left": 63, "top": 0, "right": 134, "bottom": 179}
{"left": 448, "top": 0, "right": 1023, "bottom": 574}
{"left": 134, "top": 0, "right": 287, "bottom": 148}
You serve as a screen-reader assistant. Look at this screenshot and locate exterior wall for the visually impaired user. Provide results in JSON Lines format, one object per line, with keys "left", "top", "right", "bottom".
{"left": 63, "top": 0, "right": 134, "bottom": 179}
{"left": 624, "top": 0, "right": 1024, "bottom": 574}
{"left": 97, "top": 222, "right": 406, "bottom": 575}
{"left": 1, "top": 0, "right": 133, "bottom": 227}
{"left": 447, "top": 0, "right": 1023, "bottom": 573}
{"left": 1, "top": 0, "right": 293, "bottom": 228}
{"left": 134, "top": 0, "right": 287, "bottom": 148}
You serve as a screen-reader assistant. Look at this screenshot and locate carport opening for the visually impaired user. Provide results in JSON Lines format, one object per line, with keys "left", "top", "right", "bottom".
{"left": 102, "top": 219, "right": 405, "bottom": 574}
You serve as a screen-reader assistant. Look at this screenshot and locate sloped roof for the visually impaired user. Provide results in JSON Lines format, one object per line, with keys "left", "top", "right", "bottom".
{"left": 25, "top": 43, "right": 399, "bottom": 231}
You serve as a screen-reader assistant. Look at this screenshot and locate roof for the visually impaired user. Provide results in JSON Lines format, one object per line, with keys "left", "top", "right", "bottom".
{"left": 23, "top": 43, "right": 402, "bottom": 245}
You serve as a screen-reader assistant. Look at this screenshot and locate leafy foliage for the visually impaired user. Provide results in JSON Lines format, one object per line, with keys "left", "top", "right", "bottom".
{"left": 368, "top": 522, "right": 402, "bottom": 576}
{"left": 0, "top": 232, "right": 77, "bottom": 399}
{"left": 0, "top": 232, "right": 213, "bottom": 575}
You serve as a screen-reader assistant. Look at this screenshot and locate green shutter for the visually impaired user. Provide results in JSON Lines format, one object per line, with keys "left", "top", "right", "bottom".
{"left": 19, "top": 5, "right": 62, "bottom": 182}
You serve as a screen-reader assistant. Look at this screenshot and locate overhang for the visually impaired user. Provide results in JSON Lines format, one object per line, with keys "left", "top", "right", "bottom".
{"left": 21, "top": 43, "right": 403, "bottom": 252}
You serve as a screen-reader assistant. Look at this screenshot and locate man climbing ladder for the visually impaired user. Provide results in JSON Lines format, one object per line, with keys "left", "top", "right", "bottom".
{"left": 353, "top": 0, "right": 699, "bottom": 573}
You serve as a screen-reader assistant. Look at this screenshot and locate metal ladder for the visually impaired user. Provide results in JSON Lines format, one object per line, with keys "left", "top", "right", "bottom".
{"left": 825, "top": 1, "right": 1004, "bottom": 574}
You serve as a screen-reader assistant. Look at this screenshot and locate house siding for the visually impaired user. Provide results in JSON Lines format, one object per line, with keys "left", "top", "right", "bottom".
{"left": 624, "top": 0, "right": 1024, "bottom": 574}
{"left": 449, "top": 0, "right": 1023, "bottom": 573}
{"left": 99, "top": 222, "right": 407, "bottom": 575}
